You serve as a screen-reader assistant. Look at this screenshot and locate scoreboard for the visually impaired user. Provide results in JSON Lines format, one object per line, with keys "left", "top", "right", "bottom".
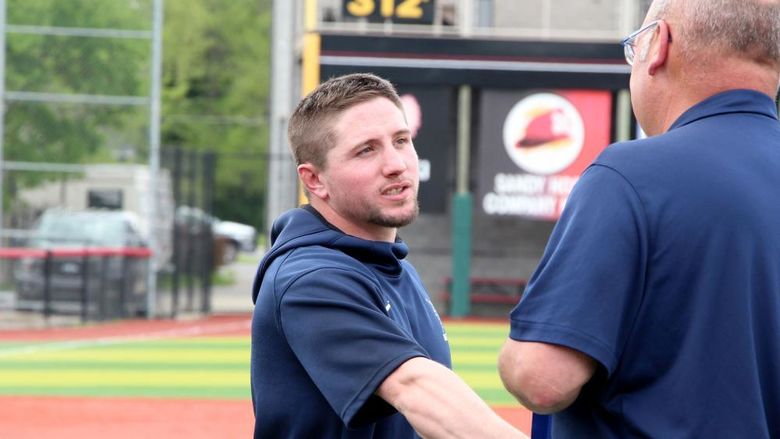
{"left": 342, "top": 0, "right": 435, "bottom": 24}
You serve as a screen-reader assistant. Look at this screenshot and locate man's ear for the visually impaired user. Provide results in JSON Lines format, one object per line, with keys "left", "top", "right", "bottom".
{"left": 647, "top": 20, "right": 671, "bottom": 76}
{"left": 298, "top": 163, "right": 329, "bottom": 200}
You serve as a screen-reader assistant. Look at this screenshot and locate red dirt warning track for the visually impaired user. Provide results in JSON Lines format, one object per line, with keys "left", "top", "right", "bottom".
{"left": 0, "top": 396, "right": 529, "bottom": 438}
{"left": 0, "top": 395, "right": 253, "bottom": 439}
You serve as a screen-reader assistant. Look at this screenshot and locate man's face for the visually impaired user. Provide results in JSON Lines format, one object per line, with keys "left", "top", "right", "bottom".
{"left": 317, "top": 96, "right": 419, "bottom": 240}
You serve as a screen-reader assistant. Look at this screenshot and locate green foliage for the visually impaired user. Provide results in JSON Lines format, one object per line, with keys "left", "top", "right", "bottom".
{"left": 4, "top": 0, "right": 153, "bottom": 189}
{"left": 162, "top": 0, "right": 271, "bottom": 230}
{"left": 7, "top": 0, "right": 152, "bottom": 29}
{"left": 212, "top": 266, "right": 237, "bottom": 287}
{"left": 3, "top": 0, "right": 272, "bottom": 230}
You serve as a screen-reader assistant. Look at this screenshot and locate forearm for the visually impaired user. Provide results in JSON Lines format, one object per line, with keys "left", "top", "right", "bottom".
{"left": 377, "top": 357, "right": 527, "bottom": 439}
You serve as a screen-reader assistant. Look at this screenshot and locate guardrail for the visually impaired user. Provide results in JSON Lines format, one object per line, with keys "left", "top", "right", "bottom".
{"left": 440, "top": 276, "right": 527, "bottom": 315}
{"left": 0, "top": 246, "right": 152, "bottom": 323}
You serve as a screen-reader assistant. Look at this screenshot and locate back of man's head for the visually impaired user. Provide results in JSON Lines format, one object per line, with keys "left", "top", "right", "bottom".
{"left": 288, "top": 73, "right": 402, "bottom": 170}
{"left": 649, "top": 0, "right": 780, "bottom": 68}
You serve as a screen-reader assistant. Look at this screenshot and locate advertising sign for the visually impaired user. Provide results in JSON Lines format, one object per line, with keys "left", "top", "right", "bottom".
{"left": 477, "top": 89, "right": 613, "bottom": 220}
{"left": 396, "top": 85, "right": 454, "bottom": 214}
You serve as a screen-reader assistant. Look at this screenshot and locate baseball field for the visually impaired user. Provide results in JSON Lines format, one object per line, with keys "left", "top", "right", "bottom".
{"left": 0, "top": 314, "right": 531, "bottom": 438}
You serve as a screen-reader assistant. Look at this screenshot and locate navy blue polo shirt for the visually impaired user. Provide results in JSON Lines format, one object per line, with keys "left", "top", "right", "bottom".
{"left": 510, "top": 89, "right": 780, "bottom": 438}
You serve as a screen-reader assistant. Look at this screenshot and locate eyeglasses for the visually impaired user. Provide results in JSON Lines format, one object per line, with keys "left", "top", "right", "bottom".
{"left": 620, "top": 20, "right": 660, "bottom": 66}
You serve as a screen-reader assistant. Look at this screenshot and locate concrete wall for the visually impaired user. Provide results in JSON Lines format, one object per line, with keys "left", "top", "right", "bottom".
{"left": 493, "top": 0, "right": 623, "bottom": 33}
{"left": 319, "top": 0, "right": 637, "bottom": 37}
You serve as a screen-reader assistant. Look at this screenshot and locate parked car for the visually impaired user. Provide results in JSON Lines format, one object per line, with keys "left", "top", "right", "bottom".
{"left": 213, "top": 220, "right": 258, "bottom": 262}
{"left": 14, "top": 209, "right": 150, "bottom": 317}
{"left": 175, "top": 206, "right": 258, "bottom": 264}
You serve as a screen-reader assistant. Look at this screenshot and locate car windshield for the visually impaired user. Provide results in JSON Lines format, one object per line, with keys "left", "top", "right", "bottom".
{"left": 31, "top": 212, "right": 130, "bottom": 247}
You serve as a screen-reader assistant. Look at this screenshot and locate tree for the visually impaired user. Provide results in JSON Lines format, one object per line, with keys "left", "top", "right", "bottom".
{"left": 162, "top": 0, "right": 271, "bottom": 230}
{"left": 2, "top": 0, "right": 272, "bottom": 232}
{"left": 4, "top": 0, "right": 152, "bottom": 184}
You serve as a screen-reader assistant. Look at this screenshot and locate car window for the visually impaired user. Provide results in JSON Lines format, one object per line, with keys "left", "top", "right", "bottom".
{"left": 33, "top": 212, "right": 131, "bottom": 247}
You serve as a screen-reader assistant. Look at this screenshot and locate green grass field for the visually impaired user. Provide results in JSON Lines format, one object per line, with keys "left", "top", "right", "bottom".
{"left": 0, "top": 321, "right": 518, "bottom": 406}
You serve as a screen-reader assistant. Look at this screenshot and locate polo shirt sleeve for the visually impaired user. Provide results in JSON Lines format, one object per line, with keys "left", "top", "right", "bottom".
{"left": 277, "top": 266, "right": 430, "bottom": 429}
{"left": 509, "top": 164, "right": 649, "bottom": 375}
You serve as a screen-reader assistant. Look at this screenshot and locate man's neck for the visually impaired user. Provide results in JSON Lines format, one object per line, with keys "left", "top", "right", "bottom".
{"left": 662, "top": 59, "right": 779, "bottom": 133}
{"left": 308, "top": 199, "right": 398, "bottom": 243}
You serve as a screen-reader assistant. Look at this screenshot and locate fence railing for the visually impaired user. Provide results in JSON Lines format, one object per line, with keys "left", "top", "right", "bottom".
{"left": 0, "top": 246, "right": 151, "bottom": 323}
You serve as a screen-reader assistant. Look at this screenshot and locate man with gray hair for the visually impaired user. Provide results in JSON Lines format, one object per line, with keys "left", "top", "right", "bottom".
{"left": 498, "top": 0, "right": 780, "bottom": 437}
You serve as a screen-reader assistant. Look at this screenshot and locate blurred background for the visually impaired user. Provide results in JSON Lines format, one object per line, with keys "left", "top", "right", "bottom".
{"left": 0, "top": 0, "right": 269, "bottom": 323}
{"left": 0, "top": 0, "right": 677, "bottom": 325}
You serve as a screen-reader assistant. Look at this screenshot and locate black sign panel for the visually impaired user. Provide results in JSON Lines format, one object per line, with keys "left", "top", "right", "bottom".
{"left": 320, "top": 34, "right": 630, "bottom": 90}
{"left": 395, "top": 85, "right": 454, "bottom": 213}
{"left": 88, "top": 189, "right": 124, "bottom": 210}
{"left": 342, "top": 0, "right": 435, "bottom": 24}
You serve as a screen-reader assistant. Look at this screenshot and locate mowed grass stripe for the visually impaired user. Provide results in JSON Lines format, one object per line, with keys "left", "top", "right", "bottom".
{"left": 75, "top": 344, "right": 246, "bottom": 351}
{"left": 0, "top": 336, "right": 251, "bottom": 399}
{"left": 0, "top": 322, "right": 518, "bottom": 406}
{"left": 445, "top": 323, "right": 516, "bottom": 405}
{"left": 0, "top": 341, "right": 39, "bottom": 347}
{"left": 453, "top": 370, "right": 506, "bottom": 388}
{"left": 452, "top": 363, "right": 500, "bottom": 373}
{"left": 0, "top": 337, "right": 246, "bottom": 350}
{"left": 0, "top": 362, "right": 247, "bottom": 371}
{"left": 0, "top": 386, "right": 250, "bottom": 399}
{"left": 446, "top": 325, "right": 508, "bottom": 337}
{"left": 448, "top": 333, "right": 506, "bottom": 342}
{"left": 448, "top": 341, "right": 504, "bottom": 352}
{"left": 135, "top": 336, "right": 248, "bottom": 345}
{"left": 451, "top": 352, "right": 505, "bottom": 364}
{"left": 76, "top": 336, "right": 249, "bottom": 347}
{"left": 0, "top": 370, "right": 247, "bottom": 387}
{"left": 0, "top": 349, "right": 248, "bottom": 363}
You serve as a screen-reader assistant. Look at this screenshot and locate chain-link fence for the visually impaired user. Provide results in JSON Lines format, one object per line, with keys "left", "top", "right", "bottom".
{"left": 0, "top": 0, "right": 166, "bottom": 325}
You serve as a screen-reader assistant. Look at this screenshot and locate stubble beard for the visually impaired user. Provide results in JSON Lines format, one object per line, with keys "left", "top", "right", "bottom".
{"left": 366, "top": 198, "right": 420, "bottom": 229}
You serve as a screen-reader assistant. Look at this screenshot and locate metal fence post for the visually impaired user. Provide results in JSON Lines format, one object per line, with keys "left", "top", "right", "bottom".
{"left": 120, "top": 255, "right": 129, "bottom": 318}
{"left": 42, "top": 250, "right": 52, "bottom": 319}
{"left": 170, "top": 146, "right": 182, "bottom": 318}
{"left": 99, "top": 255, "right": 108, "bottom": 320}
{"left": 185, "top": 149, "right": 196, "bottom": 311}
{"left": 80, "top": 252, "right": 89, "bottom": 323}
{"left": 200, "top": 151, "right": 215, "bottom": 314}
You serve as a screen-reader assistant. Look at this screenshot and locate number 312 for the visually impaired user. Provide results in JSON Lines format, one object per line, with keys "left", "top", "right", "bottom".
{"left": 346, "top": 0, "right": 429, "bottom": 20}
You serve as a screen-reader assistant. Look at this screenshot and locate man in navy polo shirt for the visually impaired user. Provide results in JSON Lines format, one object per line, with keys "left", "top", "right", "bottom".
{"left": 251, "top": 73, "right": 522, "bottom": 438}
{"left": 498, "top": 0, "right": 780, "bottom": 437}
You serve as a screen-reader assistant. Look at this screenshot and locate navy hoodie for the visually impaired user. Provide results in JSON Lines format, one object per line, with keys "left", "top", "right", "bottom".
{"left": 251, "top": 206, "right": 450, "bottom": 438}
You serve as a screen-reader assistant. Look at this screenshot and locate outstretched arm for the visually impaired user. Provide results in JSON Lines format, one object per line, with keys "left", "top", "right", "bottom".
{"left": 498, "top": 340, "right": 597, "bottom": 414}
{"left": 377, "top": 357, "right": 528, "bottom": 439}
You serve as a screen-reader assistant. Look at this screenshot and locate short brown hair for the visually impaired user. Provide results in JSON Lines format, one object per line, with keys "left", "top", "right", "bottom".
{"left": 287, "top": 73, "right": 403, "bottom": 169}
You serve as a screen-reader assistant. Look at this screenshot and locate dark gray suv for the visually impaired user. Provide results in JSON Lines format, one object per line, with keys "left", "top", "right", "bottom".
{"left": 14, "top": 209, "right": 150, "bottom": 317}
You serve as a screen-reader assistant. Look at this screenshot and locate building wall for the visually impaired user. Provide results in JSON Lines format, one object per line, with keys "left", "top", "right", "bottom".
{"left": 320, "top": 0, "right": 641, "bottom": 38}
{"left": 493, "top": 0, "right": 623, "bottom": 34}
